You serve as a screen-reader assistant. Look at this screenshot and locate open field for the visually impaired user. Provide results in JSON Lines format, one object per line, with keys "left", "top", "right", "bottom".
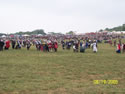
{"left": 0, "top": 43, "right": 125, "bottom": 94}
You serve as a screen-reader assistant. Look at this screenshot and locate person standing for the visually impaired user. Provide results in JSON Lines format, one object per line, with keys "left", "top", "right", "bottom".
{"left": 73, "top": 44, "right": 76, "bottom": 52}
{"left": 80, "top": 42, "right": 86, "bottom": 53}
{"left": 114, "top": 40, "right": 116, "bottom": 47}
{"left": 16, "top": 40, "right": 21, "bottom": 49}
{"left": 68, "top": 42, "right": 71, "bottom": 50}
{"left": 122, "top": 43, "right": 125, "bottom": 53}
{"left": 88, "top": 40, "right": 91, "bottom": 48}
{"left": 54, "top": 42, "right": 58, "bottom": 52}
{"left": 48, "top": 41, "right": 52, "bottom": 52}
{"left": 45, "top": 43, "right": 49, "bottom": 52}
{"left": 92, "top": 41, "right": 98, "bottom": 53}
{"left": 116, "top": 43, "right": 121, "bottom": 53}
{"left": 5, "top": 40, "right": 10, "bottom": 50}
{"left": 61, "top": 41, "right": 65, "bottom": 50}
{"left": 75, "top": 43, "right": 79, "bottom": 52}
{"left": 11, "top": 40, "right": 16, "bottom": 49}
{"left": 0, "top": 40, "right": 4, "bottom": 51}
{"left": 26, "top": 40, "right": 31, "bottom": 50}
{"left": 86, "top": 42, "right": 88, "bottom": 48}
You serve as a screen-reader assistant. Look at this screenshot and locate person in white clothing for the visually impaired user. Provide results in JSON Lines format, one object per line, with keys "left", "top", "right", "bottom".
{"left": 92, "top": 41, "right": 98, "bottom": 53}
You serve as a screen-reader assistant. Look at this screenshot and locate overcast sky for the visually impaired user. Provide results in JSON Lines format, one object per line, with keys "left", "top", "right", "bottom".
{"left": 0, "top": 0, "right": 125, "bottom": 34}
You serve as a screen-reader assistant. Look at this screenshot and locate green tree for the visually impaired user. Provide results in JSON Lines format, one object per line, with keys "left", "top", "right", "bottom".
{"left": 66, "top": 31, "right": 76, "bottom": 35}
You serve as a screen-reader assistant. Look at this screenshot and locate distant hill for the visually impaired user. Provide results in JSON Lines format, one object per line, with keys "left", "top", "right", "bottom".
{"left": 99, "top": 24, "right": 125, "bottom": 32}
{"left": 14, "top": 29, "right": 46, "bottom": 35}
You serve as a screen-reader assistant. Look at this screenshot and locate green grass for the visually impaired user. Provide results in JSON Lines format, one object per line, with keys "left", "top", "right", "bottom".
{"left": 0, "top": 43, "right": 125, "bottom": 94}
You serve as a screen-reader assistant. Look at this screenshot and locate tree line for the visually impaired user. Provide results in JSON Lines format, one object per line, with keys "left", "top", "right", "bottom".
{"left": 99, "top": 24, "right": 125, "bottom": 32}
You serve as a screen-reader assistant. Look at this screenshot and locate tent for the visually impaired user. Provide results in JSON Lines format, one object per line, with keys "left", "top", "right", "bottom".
{"left": 37, "top": 34, "right": 43, "bottom": 36}
{"left": 1, "top": 35, "right": 6, "bottom": 38}
{"left": 23, "top": 34, "right": 30, "bottom": 37}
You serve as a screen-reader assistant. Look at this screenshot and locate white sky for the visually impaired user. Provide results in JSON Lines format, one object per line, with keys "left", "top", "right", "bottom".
{"left": 0, "top": 0, "right": 125, "bottom": 34}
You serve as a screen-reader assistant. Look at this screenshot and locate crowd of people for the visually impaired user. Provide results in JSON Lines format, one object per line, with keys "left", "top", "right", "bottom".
{"left": 1, "top": 37, "right": 125, "bottom": 54}
{"left": 0, "top": 39, "right": 59, "bottom": 52}
{"left": 33, "top": 40, "right": 58, "bottom": 52}
{"left": 61, "top": 39, "right": 98, "bottom": 53}
{"left": 116, "top": 42, "right": 125, "bottom": 53}
{"left": 108, "top": 39, "right": 125, "bottom": 53}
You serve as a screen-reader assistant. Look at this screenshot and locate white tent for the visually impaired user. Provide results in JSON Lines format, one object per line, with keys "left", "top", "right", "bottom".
{"left": 37, "top": 34, "right": 43, "bottom": 36}
{"left": 23, "top": 34, "right": 30, "bottom": 37}
{"left": 1, "top": 35, "right": 6, "bottom": 38}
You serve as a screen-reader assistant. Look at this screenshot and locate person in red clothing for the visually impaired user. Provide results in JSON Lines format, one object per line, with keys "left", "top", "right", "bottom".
{"left": 41, "top": 44, "right": 43, "bottom": 52}
{"left": 5, "top": 40, "right": 10, "bottom": 50}
{"left": 48, "top": 41, "right": 52, "bottom": 52}
{"left": 116, "top": 43, "right": 121, "bottom": 53}
{"left": 54, "top": 42, "right": 58, "bottom": 52}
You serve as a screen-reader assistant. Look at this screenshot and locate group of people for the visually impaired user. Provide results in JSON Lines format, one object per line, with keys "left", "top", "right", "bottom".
{"left": 0, "top": 40, "right": 10, "bottom": 51}
{"left": 108, "top": 39, "right": 125, "bottom": 53}
{"left": 1, "top": 38, "right": 125, "bottom": 54}
{"left": 0, "top": 39, "right": 58, "bottom": 52}
{"left": 11, "top": 39, "right": 32, "bottom": 50}
{"left": 116, "top": 43, "right": 125, "bottom": 53}
{"left": 0, "top": 39, "right": 31, "bottom": 51}
{"left": 61, "top": 39, "right": 98, "bottom": 53}
{"left": 33, "top": 40, "right": 58, "bottom": 52}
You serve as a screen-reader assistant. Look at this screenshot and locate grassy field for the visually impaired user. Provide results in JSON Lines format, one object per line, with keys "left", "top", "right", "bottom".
{"left": 0, "top": 43, "right": 125, "bottom": 94}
